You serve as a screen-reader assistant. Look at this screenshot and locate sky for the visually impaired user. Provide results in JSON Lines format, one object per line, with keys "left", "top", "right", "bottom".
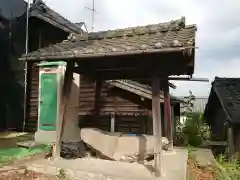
{"left": 23, "top": 0, "right": 240, "bottom": 97}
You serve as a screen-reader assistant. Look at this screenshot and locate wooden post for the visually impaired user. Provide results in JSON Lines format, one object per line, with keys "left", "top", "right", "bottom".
{"left": 52, "top": 61, "right": 74, "bottom": 159}
{"left": 227, "top": 125, "right": 235, "bottom": 161}
{"left": 38, "top": 29, "right": 42, "bottom": 48}
{"left": 94, "top": 78, "right": 102, "bottom": 127}
{"left": 152, "top": 77, "right": 162, "bottom": 177}
{"left": 236, "top": 132, "right": 240, "bottom": 160}
{"left": 110, "top": 113, "right": 115, "bottom": 133}
{"left": 163, "top": 78, "right": 173, "bottom": 151}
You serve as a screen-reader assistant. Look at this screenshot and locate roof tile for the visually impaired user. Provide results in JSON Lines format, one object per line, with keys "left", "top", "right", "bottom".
{"left": 20, "top": 17, "right": 196, "bottom": 61}
{"left": 29, "top": 2, "right": 84, "bottom": 34}
{"left": 211, "top": 77, "right": 240, "bottom": 123}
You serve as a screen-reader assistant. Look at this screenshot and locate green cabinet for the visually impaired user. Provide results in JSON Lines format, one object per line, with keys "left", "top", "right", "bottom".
{"left": 38, "top": 61, "right": 66, "bottom": 131}
{"left": 39, "top": 73, "right": 58, "bottom": 131}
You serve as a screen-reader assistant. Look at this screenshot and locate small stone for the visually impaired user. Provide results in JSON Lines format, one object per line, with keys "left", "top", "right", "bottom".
{"left": 125, "top": 46, "right": 132, "bottom": 51}
{"left": 17, "top": 168, "right": 27, "bottom": 175}
{"left": 85, "top": 49, "right": 94, "bottom": 54}
{"left": 111, "top": 48, "right": 117, "bottom": 52}
{"left": 140, "top": 44, "right": 147, "bottom": 50}
{"left": 154, "top": 42, "right": 163, "bottom": 49}
{"left": 172, "top": 40, "right": 182, "bottom": 47}
{"left": 98, "top": 48, "right": 104, "bottom": 53}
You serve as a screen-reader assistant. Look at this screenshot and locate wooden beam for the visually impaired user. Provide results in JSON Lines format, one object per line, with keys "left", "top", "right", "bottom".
{"left": 106, "top": 80, "right": 165, "bottom": 102}
{"left": 152, "top": 77, "right": 162, "bottom": 177}
{"left": 168, "top": 76, "right": 209, "bottom": 82}
{"left": 52, "top": 61, "right": 74, "bottom": 159}
{"left": 163, "top": 78, "right": 173, "bottom": 151}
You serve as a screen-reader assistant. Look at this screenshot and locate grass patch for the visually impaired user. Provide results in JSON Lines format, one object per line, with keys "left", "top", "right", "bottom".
{"left": 215, "top": 154, "right": 240, "bottom": 180}
{"left": 0, "top": 145, "right": 51, "bottom": 167}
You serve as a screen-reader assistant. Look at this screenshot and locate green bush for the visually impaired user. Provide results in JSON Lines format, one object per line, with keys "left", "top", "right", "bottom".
{"left": 176, "top": 112, "right": 211, "bottom": 147}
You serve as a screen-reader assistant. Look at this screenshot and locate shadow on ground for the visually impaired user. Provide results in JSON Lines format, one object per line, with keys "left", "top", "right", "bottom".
{"left": 0, "top": 132, "right": 34, "bottom": 149}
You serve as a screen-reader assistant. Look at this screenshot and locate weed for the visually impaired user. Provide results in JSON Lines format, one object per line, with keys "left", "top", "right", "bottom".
{"left": 216, "top": 154, "right": 240, "bottom": 180}
{"left": 57, "top": 168, "right": 66, "bottom": 179}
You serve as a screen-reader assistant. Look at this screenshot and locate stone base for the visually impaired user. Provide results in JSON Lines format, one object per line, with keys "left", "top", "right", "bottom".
{"left": 35, "top": 131, "right": 57, "bottom": 144}
{"left": 26, "top": 148, "right": 188, "bottom": 180}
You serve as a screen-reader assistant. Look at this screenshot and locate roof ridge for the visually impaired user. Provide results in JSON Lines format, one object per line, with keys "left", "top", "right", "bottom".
{"left": 89, "top": 16, "right": 187, "bottom": 34}
{"left": 215, "top": 76, "right": 240, "bottom": 80}
{"left": 107, "top": 80, "right": 184, "bottom": 103}
{"left": 67, "top": 17, "right": 196, "bottom": 43}
{"left": 29, "top": 2, "right": 83, "bottom": 34}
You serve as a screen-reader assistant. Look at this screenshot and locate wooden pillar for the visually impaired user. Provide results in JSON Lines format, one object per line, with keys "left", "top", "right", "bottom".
{"left": 38, "top": 29, "right": 42, "bottom": 48}
{"left": 227, "top": 125, "right": 235, "bottom": 161}
{"left": 236, "top": 131, "right": 240, "bottom": 160}
{"left": 152, "top": 77, "right": 162, "bottom": 177}
{"left": 110, "top": 113, "right": 115, "bottom": 133}
{"left": 163, "top": 78, "right": 173, "bottom": 151}
{"left": 94, "top": 78, "right": 102, "bottom": 127}
{"left": 53, "top": 61, "right": 74, "bottom": 159}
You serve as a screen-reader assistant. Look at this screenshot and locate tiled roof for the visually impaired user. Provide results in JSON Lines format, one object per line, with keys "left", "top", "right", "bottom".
{"left": 207, "top": 77, "right": 240, "bottom": 124}
{"left": 106, "top": 80, "right": 184, "bottom": 103}
{"left": 20, "top": 17, "right": 196, "bottom": 61}
{"left": 29, "top": 2, "right": 84, "bottom": 34}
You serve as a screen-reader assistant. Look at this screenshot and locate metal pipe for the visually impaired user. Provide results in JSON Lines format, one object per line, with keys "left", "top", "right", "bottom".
{"left": 168, "top": 76, "right": 209, "bottom": 82}
{"left": 169, "top": 82, "right": 176, "bottom": 89}
{"left": 23, "top": 0, "right": 30, "bottom": 132}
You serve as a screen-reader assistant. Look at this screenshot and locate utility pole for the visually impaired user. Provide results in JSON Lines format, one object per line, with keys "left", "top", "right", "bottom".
{"left": 23, "top": 0, "right": 30, "bottom": 132}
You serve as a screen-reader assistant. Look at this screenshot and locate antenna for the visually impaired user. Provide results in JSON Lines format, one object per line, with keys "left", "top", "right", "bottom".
{"left": 85, "top": 0, "right": 97, "bottom": 31}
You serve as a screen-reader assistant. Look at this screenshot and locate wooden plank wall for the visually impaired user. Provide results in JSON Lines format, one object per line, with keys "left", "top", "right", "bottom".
{"left": 25, "top": 62, "right": 39, "bottom": 132}
{"left": 79, "top": 76, "right": 150, "bottom": 134}
{"left": 26, "top": 73, "right": 172, "bottom": 135}
{"left": 79, "top": 76, "right": 148, "bottom": 115}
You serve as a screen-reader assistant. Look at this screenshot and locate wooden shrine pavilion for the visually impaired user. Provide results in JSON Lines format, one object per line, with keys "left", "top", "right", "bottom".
{"left": 20, "top": 16, "right": 197, "bottom": 177}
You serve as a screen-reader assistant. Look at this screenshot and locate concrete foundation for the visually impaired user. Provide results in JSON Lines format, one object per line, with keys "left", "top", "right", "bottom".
{"left": 35, "top": 131, "right": 57, "bottom": 144}
{"left": 26, "top": 148, "right": 188, "bottom": 180}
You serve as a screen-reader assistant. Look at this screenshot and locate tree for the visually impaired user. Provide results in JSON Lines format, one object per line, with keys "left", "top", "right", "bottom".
{"left": 183, "top": 90, "right": 196, "bottom": 115}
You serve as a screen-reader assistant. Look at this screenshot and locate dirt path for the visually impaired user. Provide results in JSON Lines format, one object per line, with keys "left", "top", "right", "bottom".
{"left": 0, "top": 152, "right": 58, "bottom": 180}
{"left": 0, "top": 169, "right": 58, "bottom": 180}
{"left": 188, "top": 157, "right": 217, "bottom": 180}
{"left": 187, "top": 148, "right": 219, "bottom": 180}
